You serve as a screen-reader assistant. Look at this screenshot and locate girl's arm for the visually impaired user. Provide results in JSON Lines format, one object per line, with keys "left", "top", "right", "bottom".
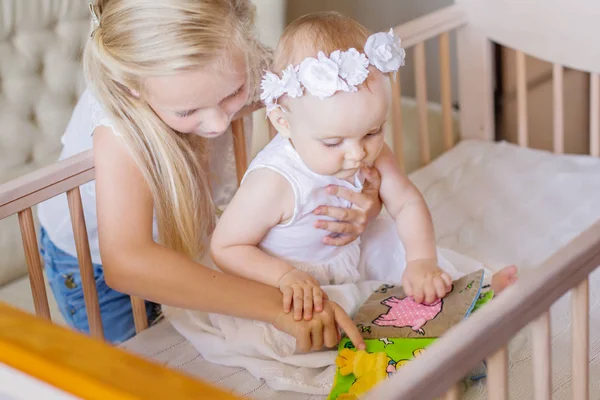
{"left": 374, "top": 144, "right": 437, "bottom": 262}
{"left": 94, "top": 127, "right": 283, "bottom": 321}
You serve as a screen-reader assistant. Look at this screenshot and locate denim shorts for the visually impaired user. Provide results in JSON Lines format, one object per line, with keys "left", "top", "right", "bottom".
{"left": 39, "top": 227, "right": 160, "bottom": 344}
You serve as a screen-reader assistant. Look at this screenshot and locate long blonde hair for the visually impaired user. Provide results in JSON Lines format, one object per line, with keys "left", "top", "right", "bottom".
{"left": 84, "top": 0, "right": 269, "bottom": 259}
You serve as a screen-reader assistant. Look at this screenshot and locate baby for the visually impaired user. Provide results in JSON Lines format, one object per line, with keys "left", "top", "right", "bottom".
{"left": 165, "top": 12, "right": 518, "bottom": 394}
{"left": 211, "top": 12, "right": 518, "bottom": 322}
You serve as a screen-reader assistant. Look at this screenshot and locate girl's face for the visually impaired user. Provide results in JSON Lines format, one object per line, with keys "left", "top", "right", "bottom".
{"left": 144, "top": 51, "right": 249, "bottom": 139}
{"left": 279, "top": 69, "right": 391, "bottom": 180}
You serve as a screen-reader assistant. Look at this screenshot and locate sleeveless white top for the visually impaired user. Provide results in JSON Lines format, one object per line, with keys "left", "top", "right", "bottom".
{"left": 37, "top": 89, "right": 245, "bottom": 264}
{"left": 242, "top": 134, "right": 365, "bottom": 285}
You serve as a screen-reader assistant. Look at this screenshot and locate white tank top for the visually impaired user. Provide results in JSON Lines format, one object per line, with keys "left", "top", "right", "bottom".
{"left": 243, "top": 134, "right": 364, "bottom": 265}
{"left": 37, "top": 89, "right": 245, "bottom": 264}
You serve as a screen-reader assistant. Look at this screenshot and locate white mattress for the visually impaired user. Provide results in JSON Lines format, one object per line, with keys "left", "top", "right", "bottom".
{"left": 121, "top": 140, "right": 600, "bottom": 399}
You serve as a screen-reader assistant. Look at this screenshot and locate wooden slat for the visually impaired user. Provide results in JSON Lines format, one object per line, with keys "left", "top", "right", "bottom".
{"left": 456, "top": 24, "right": 495, "bottom": 141}
{"left": 66, "top": 188, "right": 104, "bottom": 340}
{"left": 439, "top": 31, "right": 454, "bottom": 150}
{"left": 17, "top": 208, "right": 51, "bottom": 320}
{"left": 0, "top": 302, "right": 242, "bottom": 400}
{"left": 231, "top": 118, "right": 247, "bottom": 186}
{"left": 532, "top": 311, "right": 551, "bottom": 400}
{"left": 414, "top": 42, "right": 430, "bottom": 165}
{"left": 390, "top": 70, "right": 404, "bottom": 169}
{"left": 268, "top": 120, "right": 277, "bottom": 140}
{"left": 591, "top": 73, "right": 600, "bottom": 157}
{"left": 553, "top": 64, "right": 564, "bottom": 154}
{"left": 572, "top": 278, "right": 589, "bottom": 400}
{"left": 393, "top": 4, "right": 467, "bottom": 49}
{"left": 364, "top": 219, "right": 600, "bottom": 400}
{"left": 130, "top": 296, "right": 148, "bottom": 334}
{"left": 516, "top": 50, "right": 528, "bottom": 147}
{"left": 487, "top": 346, "right": 509, "bottom": 400}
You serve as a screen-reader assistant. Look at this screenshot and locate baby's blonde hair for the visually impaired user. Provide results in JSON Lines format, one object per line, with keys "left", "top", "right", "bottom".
{"left": 273, "top": 11, "right": 372, "bottom": 73}
{"left": 84, "top": 0, "right": 270, "bottom": 259}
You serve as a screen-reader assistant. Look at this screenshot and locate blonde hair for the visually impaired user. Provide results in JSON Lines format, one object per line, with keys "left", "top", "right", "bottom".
{"left": 273, "top": 11, "right": 372, "bottom": 73}
{"left": 84, "top": 0, "right": 270, "bottom": 259}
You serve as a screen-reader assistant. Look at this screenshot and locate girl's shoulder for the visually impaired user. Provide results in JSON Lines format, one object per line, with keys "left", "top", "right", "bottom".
{"left": 61, "top": 89, "right": 122, "bottom": 151}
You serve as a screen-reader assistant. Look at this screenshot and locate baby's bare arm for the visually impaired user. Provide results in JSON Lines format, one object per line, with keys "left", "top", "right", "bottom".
{"left": 374, "top": 144, "right": 437, "bottom": 262}
{"left": 210, "top": 168, "right": 296, "bottom": 287}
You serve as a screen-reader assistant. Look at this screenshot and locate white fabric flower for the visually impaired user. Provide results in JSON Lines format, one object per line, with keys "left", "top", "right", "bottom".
{"left": 332, "top": 48, "right": 369, "bottom": 89}
{"left": 280, "top": 65, "right": 303, "bottom": 98}
{"left": 260, "top": 71, "right": 284, "bottom": 105}
{"left": 298, "top": 51, "right": 348, "bottom": 99}
{"left": 364, "top": 28, "right": 406, "bottom": 73}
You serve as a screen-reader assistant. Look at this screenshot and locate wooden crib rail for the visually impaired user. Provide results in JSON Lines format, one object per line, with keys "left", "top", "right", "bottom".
{"left": 0, "top": 105, "right": 257, "bottom": 341}
{"left": 365, "top": 218, "right": 600, "bottom": 400}
{"left": 0, "top": 301, "right": 242, "bottom": 400}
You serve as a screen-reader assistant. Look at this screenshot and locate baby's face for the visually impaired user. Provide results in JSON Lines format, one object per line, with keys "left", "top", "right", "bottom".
{"left": 283, "top": 70, "right": 391, "bottom": 180}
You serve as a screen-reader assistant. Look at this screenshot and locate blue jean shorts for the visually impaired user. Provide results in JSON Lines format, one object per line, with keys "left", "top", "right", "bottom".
{"left": 39, "top": 228, "right": 160, "bottom": 344}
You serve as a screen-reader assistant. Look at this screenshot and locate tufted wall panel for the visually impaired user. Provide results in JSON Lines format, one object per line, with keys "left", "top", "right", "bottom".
{"left": 0, "top": 0, "right": 89, "bottom": 286}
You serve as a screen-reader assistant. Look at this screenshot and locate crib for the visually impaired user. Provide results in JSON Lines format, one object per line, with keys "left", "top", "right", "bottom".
{"left": 2, "top": 0, "right": 600, "bottom": 398}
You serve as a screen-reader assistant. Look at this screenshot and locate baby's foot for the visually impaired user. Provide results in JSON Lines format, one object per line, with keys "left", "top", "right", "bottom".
{"left": 490, "top": 265, "right": 518, "bottom": 294}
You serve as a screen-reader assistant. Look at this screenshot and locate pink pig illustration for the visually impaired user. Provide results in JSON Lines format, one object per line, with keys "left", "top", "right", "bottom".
{"left": 373, "top": 296, "right": 442, "bottom": 335}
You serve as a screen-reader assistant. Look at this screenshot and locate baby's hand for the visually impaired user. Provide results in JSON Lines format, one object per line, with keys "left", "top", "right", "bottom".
{"left": 277, "top": 268, "right": 325, "bottom": 321}
{"left": 402, "top": 259, "right": 453, "bottom": 304}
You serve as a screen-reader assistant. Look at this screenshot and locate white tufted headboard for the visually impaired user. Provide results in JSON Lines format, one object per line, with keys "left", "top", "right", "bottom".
{"left": 0, "top": 0, "right": 90, "bottom": 286}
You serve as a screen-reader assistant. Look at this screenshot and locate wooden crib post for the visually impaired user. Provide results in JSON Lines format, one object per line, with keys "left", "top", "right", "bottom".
{"left": 531, "top": 311, "right": 552, "bottom": 400}
{"left": 17, "top": 208, "right": 51, "bottom": 320}
{"left": 553, "top": 64, "right": 564, "bottom": 154}
{"left": 390, "top": 70, "right": 404, "bottom": 170}
{"left": 439, "top": 31, "right": 454, "bottom": 150}
{"left": 571, "top": 279, "right": 589, "bottom": 399}
{"left": 590, "top": 73, "right": 600, "bottom": 157}
{"left": 516, "top": 50, "right": 528, "bottom": 147}
{"left": 487, "top": 346, "right": 509, "bottom": 400}
{"left": 231, "top": 118, "right": 247, "bottom": 186}
{"left": 131, "top": 296, "right": 149, "bottom": 333}
{"left": 414, "top": 41, "right": 431, "bottom": 165}
{"left": 66, "top": 188, "right": 104, "bottom": 340}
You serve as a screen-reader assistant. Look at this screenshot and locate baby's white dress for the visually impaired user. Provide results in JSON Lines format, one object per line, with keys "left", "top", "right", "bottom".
{"left": 164, "top": 134, "right": 490, "bottom": 394}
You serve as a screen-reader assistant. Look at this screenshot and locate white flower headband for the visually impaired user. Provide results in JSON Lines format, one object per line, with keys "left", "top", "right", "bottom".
{"left": 260, "top": 29, "right": 406, "bottom": 112}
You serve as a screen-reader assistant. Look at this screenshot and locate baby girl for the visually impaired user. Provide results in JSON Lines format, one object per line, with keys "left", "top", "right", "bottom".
{"left": 210, "top": 12, "right": 517, "bottom": 321}
{"left": 166, "top": 12, "right": 517, "bottom": 394}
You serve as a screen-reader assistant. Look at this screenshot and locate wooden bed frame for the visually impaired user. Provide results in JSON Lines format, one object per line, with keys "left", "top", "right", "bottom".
{"left": 1, "top": 0, "right": 599, "bottom": 397}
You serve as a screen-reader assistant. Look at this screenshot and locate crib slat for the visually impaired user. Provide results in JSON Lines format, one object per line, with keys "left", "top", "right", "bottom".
{"left": 444, "top": 382, "right": 461, "bottom": 400}
{"left": 415, "top": 42, "right": 431, "bottom": 165}
{"left": 516, "top": 50, "right": 528, "bottom": 147}
{"left": 553, "top": 64, "right": 564, "bottom": 154}
{"left": 66, "top": 188, "right": 104, "bottom": 340}
{"left": 390, "top": 70, "right": 404, "bottom": 169}
{"left": 532, "top": 311, "right": 551, "bottom": 400}
{"left": 439, "top": 31, "right": 454, "bottom": 150}
{"left": 487, "top": 346, "right": 509, "bottom": 400}
{"left": 17, "top": 208, "right": 51, "bottom": 320}
{"left": 131, "top": 296, "right": 149, "bottom": 333}
{"left": 231, "top": 118, "right": 247, "bottom": 186}
{"left": 572, "top": 278, "right": 589, "bottom": 400}
{"left": 591, "top": 73, "right": 600, "bottom": 157}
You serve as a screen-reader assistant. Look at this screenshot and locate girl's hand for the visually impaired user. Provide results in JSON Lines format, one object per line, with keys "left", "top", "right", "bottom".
{"left": 273, "top": 300, "right": 366, "bottom": 353}
{"left": 313, "top": 167, "right": 382, "bottom": 246}
{"left": 277, "top": 268, "right": 326, "bottom": 321}
{"left": 402, "top": 259, "right": 453, "bottom": 304}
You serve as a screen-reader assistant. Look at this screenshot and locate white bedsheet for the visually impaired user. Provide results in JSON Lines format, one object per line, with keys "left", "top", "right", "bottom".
{"left": 122, "top": 140, "right": 600, "bottom": 399}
